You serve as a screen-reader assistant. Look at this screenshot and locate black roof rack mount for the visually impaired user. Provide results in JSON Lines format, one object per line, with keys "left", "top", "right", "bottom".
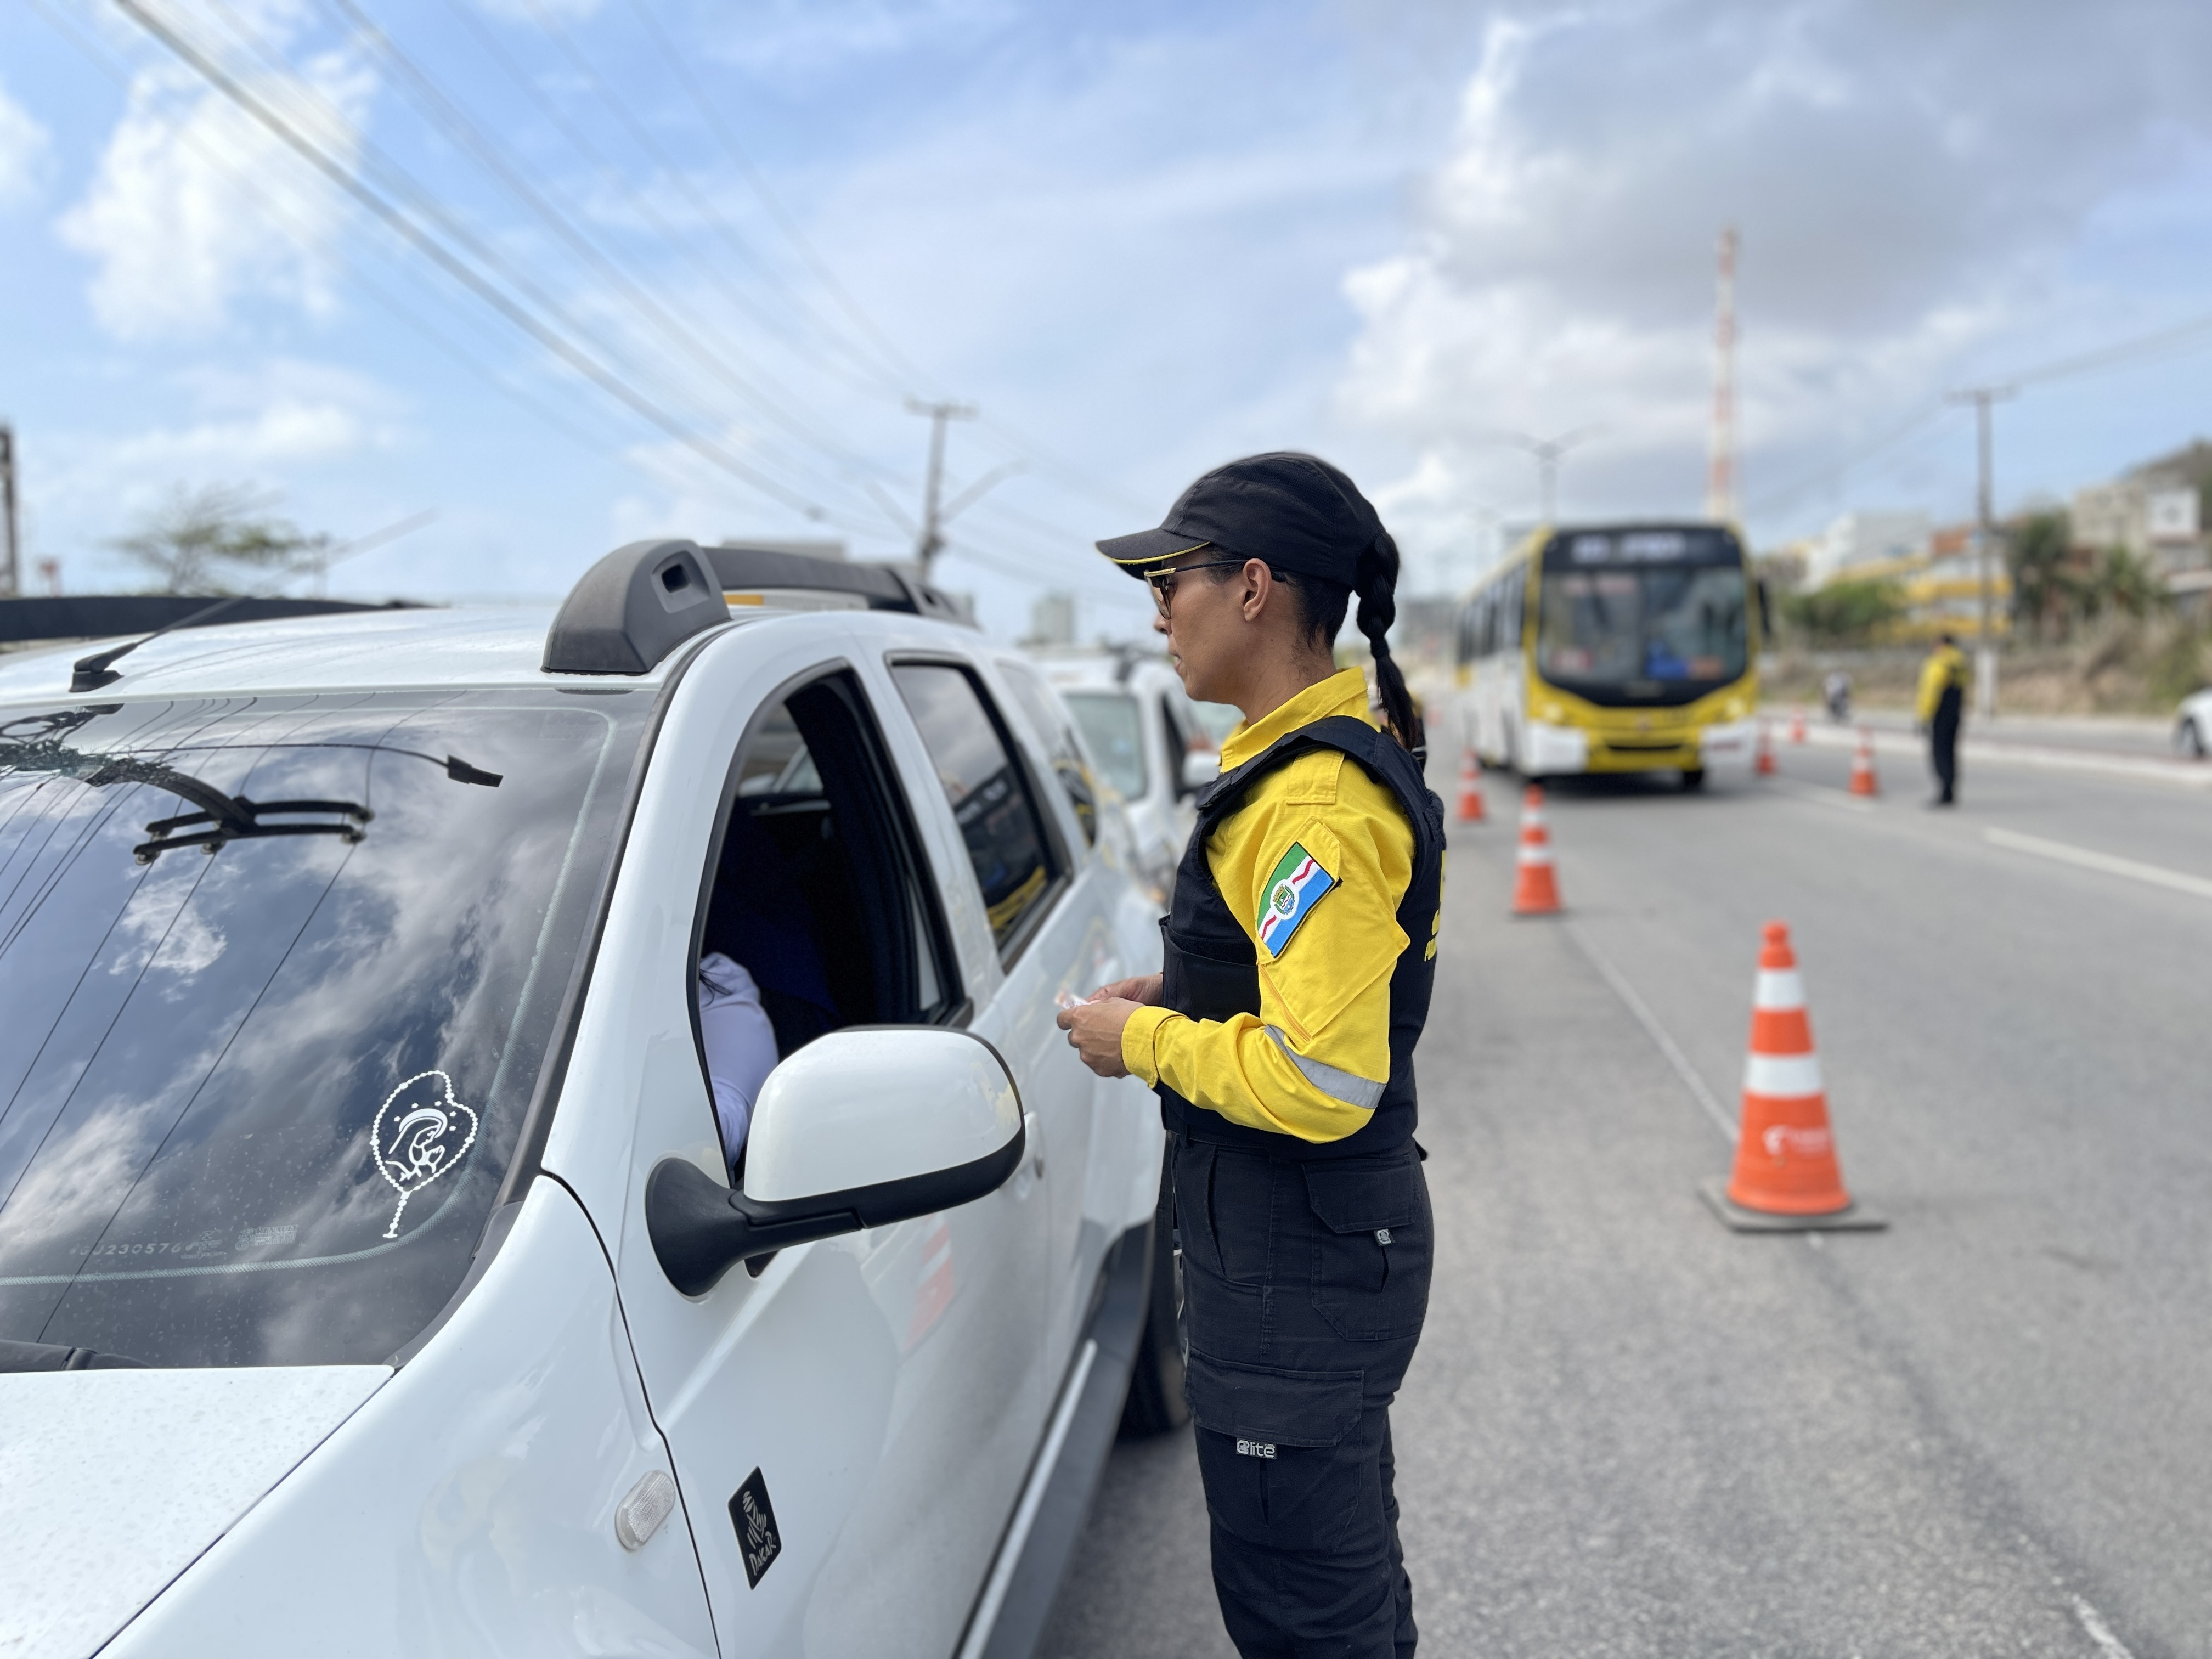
{"left": 543, "top": 540, "right": 728, "bottom": 675}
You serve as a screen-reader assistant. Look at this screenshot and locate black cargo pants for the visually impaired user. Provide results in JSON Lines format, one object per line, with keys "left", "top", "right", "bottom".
{"left": 1930, "top": 687, "right": 1962, "bottom": 804}
{"left": 1173, "top": 1137, "right": 1432, "bottom": 1659}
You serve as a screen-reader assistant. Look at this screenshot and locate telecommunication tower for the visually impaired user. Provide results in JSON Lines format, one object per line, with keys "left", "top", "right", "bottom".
{"left": 1705, "top": 226, "right": 1738, "bottom": 523}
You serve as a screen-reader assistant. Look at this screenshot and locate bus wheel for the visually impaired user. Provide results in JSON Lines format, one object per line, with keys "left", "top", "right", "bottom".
{"left": 1680, "top": 768, "right": 1706, "bottom": 791}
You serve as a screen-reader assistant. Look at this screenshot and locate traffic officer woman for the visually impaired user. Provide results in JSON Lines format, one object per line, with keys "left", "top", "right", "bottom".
{"left": 1058, "top": 453, "right": 1446, "bottom": 1659}
{"left": 1917, "top": 631, "right": 1970, "bottom": 806}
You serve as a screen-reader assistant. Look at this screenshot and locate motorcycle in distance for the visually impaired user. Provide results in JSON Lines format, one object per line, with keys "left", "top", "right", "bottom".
{"left": 1823, "top": 669, "right": 1853, "bottom": 724}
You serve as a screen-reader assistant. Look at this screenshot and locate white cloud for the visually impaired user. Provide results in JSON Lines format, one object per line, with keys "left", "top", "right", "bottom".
{"left": 58, "top": 20, "right": 374, "bottom": 341}
{"left": 38, "top": 358, "right": 405, "bottom": 552}
{"left": 0, "top": 77, "right": 51, "bottom": 206}
{"left": 1339, "top": 0, "right": 2212, "bottom": 554}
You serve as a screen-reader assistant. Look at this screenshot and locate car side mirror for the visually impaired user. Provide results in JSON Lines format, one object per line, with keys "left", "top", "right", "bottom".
{"left": 1180, "top": 749, "right": 1220, "bottom": 794}
{"left": 646, "top": 1028, "right": 1024, "bottom": 1297}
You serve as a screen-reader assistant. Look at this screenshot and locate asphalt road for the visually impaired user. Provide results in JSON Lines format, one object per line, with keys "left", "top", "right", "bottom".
{"left": 1042, "top": 737, "right": 2212, "bottom": 1658}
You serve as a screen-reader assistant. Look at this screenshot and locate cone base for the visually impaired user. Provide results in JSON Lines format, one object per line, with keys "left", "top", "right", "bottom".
{"left": 1699, "top": 1178, "right": 1887, "bottom": 1233}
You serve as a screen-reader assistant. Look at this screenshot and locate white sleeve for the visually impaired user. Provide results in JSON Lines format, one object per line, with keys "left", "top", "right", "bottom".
{"left": 696, "top": 953, "right": 779, "bottom": 1169}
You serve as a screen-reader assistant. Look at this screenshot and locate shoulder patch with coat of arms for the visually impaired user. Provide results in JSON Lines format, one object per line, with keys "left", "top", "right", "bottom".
{"left": 1256, "top": 842, "right": 1336, "bottom": 957}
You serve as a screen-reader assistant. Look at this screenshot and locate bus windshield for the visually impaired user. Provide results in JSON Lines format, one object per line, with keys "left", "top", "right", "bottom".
{"left": 0, "top": 690, "right": 649, "bottom": 1369}
{"left": 1536, "top": 532, "right": 1748, "bottom": 699}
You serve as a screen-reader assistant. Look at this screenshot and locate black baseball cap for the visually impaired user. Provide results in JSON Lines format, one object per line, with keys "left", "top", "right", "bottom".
{"left": 1096, "top": 452, "right": 1385, "bottom": 587}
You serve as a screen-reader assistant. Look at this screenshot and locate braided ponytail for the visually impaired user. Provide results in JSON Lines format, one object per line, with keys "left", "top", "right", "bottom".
{"left": 1356, "top": 531, "right": 1423, "bottom": 755}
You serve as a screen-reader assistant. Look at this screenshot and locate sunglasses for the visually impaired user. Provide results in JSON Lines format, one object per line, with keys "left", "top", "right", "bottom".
{"left": 1143, "top": 558, "right": 1260, "bottom": 619}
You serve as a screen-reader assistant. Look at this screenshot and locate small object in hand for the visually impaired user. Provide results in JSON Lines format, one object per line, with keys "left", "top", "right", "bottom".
{"left": 1054, "top": 990, "right": 1084, "bottom": 1012}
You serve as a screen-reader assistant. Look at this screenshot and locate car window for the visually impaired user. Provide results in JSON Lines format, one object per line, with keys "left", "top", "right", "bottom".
{"left": 702, "top": 673, "right": 958, "bottom": 1035}
{"left": 996, "top": 661, "right": 1099, "bottom": 847}
{"left": 1064, "top": 691, "right": 1146, "bottom": 800}
{"left": 693, "top": 670, "right": 961, "bottom": 1173}
{"left": 0, "top": 691, "right": 651, "bottom": 1369}
{"left": 891, "top": 662, "right": 1063, "bottom": 958}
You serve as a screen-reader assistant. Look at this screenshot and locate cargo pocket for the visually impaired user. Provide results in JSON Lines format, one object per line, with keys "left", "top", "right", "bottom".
{"left": 1171, "top": 1142, "right": 1224, "bottom": 1281}
{"left": 1304, "top": 1157, "right": 1431, "bottom": 1342}
{"left": 1185, "top": 1348, "right": 1372, "bottom": 1549}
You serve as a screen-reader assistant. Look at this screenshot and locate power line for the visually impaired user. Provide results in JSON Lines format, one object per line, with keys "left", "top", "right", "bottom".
{"left": 119, "top": 0, "right": 866, "bottom": 527}
{"left": 302, "top": 0, "right": 906, "bottom": 510}
{"left": 24, "top": 0, "right": 633, "bottom": 464}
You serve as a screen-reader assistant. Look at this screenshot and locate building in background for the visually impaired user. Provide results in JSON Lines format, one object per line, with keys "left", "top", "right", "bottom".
{"left": 1025, "top": 591, "right": 1076, "bottom": 647}
{"left": 1803, "top": 511, "right": 1931, "bottom": 589}
{"left": 2070, "top": 439, "right": 2209, "bottom": 584}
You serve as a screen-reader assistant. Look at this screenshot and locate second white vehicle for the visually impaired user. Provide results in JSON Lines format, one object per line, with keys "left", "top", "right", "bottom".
{"left": 1036, "top": 648, "right": 1229, "bottom": 901}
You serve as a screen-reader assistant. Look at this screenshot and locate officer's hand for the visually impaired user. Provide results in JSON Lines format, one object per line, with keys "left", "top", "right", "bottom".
{"left": 1057, "top": 997, "right": 1140, "bottom": 1077}
{"left": 1088, "top": 973, "right": 1163, "bottom": 1006}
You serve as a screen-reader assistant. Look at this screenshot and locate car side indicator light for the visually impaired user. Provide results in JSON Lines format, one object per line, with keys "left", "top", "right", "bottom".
{"left": 615, "top": 1469, "right": 679, "bottom": 1550}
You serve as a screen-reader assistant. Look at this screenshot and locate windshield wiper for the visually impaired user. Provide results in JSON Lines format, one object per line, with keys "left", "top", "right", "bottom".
{"left": 0, "top": 1338, "right": 148, "bottom": 1372}
{"left": 2, "top": 716, "right": 505, "bottom": 862}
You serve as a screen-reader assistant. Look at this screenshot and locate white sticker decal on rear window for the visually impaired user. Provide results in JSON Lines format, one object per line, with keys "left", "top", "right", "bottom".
{"left": 373, "top": 1071, "right": 478, "bottom": 1239}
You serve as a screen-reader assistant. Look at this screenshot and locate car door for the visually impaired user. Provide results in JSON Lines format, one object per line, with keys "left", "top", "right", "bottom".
{"left": 540, "top": 629, "right": 1052, "bottom": 1659}
{"left": 879, "top": 656, "right": 1124, "bottom": 1384}
{"left": 991, "top": 654, "right": 1165, "bottom": 1357}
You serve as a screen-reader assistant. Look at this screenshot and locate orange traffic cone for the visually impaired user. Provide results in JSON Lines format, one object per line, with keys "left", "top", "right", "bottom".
{"left": 1848, "top": 726, "right": 1878, "bottom": 797}
{"left": 1455, "top": 748, "right": 1486, "bottom": 822}
{"left": 1753, "top": 720, "right": 1776, "bottom": 776}
{"left": 1788, "top": 706, "right": 1807, "bottom": 743}
{"left": 1702, "top": 922, "right": 1884, "bottom": 1231}
{"left": 1510, "top": 784, "right": 1562, "bottom": 916}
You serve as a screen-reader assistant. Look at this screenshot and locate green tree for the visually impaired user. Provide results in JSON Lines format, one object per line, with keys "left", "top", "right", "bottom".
{"left": 2007, "top": 510, "right": 2072, "bottom": 640}
{"left": 1780, "top": 577, "right": 1906, "bottom": 646}
{"left": 2078, "top": 544, "right": 2165, "bottom": 624}
{"left": 110, "top": 484, "right": 330, "bottom": 595}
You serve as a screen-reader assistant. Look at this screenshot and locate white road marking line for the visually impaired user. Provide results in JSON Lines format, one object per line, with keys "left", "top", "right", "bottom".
{"left": 1984, "top": 827, "right": 2212, "bottom": 901}
{"left": 1768, "top": 779, "right": 1876, "bottom": 812}
{"left": 1564, "top": 921, "right": 1736, "bottom": 1142}
{"left": 2069, "top": 1595, "right": 2137, "bottom": 1658}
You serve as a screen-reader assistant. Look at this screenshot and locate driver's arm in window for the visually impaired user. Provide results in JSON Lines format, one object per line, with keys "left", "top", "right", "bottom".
{"left": 697, "top": 952, "right": 778, "bottom": 1173}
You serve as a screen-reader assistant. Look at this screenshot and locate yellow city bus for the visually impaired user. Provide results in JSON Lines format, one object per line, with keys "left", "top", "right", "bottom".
{"left": 1453, "top": 522, "right": 1765, "bottom": 788}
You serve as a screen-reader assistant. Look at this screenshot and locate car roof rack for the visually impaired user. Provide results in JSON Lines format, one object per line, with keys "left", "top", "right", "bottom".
{"left": 543, "top": 540, "right": 728, "bottom": 675}
{"left": 706, "top": 544, "right": 975, "bottom": 628}
{"left": 542, "top": 538, "right": 979, "bottom": 676}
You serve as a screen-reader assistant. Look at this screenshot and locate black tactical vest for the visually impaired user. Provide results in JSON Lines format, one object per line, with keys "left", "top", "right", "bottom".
{"left": 1156, "top": 715, "right": 1445, "bottom": 1159}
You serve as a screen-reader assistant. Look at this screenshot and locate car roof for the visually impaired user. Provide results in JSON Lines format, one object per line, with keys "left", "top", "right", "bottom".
{"left": 1036, "top": 651, "right": 1180, "bottom": 696}
{"left": 0, "top": 602, "right": 805, "bottom": 706}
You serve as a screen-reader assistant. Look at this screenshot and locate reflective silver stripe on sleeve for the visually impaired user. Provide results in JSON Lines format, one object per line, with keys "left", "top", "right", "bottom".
{"left": 1265, "top": 1026, "right": 1384, "bottom": 1111}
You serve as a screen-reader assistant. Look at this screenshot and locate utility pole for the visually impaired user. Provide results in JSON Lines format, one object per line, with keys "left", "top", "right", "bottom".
{"left": 0, "top": 424, "right": 18, "bottom": 600}
{"left": 1705, "top": 225, "right": 1739, "bottom": 522}
{"left": 1945, "top": 385, "right": 2016, "bottom": 719}
{"left": 906, "top": 398, "right": 977, "bottom": 580}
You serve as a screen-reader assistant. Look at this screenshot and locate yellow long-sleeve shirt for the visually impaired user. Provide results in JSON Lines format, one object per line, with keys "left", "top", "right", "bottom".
{"left": 1119, "top": 668, "right": 1429, "bottom": 1143}
{"left": 1916, "top": 644, "right": 1968, "bottom": 723}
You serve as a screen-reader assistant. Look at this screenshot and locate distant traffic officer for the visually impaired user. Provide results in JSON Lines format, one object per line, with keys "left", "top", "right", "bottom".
{"left": 1058, "top": 453, "right": 1446, "bottom": 1658}
{"left": 1917, "top": 631, "right": 1969, "bottom": 806}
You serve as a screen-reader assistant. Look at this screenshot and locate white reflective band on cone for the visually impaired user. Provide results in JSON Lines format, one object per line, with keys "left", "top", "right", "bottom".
{"left": 1743, "top": 1052, "right": 1824, "bottom": 1097}
{"left": 1753, "top": 970, "right": 1805, "bottom": 1009}
{"left": 1517, "top": 845, "right": 1553, "bottom": 866}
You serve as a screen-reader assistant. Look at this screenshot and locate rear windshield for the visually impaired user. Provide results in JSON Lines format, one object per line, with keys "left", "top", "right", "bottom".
{"left": 1063, "top": 691, "right": 1147, "bottom": 801}
{"left": 0, "top": 690, "right": 650, "bottom": 1368}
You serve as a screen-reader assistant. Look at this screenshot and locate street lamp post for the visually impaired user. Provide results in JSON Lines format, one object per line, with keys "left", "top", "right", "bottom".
{"left": 1482, "top": 427, "right": 1603, "bottom": 524}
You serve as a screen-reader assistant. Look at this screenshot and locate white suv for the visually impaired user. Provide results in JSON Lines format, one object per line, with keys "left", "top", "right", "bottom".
{"left": 0, "top": 541, "right": 1184, "bottom": 1659}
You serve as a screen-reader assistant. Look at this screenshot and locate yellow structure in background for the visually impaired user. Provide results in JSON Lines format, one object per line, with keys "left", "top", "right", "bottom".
{"left": 1826, "top": 526, "right": 2013, "bottom": 644}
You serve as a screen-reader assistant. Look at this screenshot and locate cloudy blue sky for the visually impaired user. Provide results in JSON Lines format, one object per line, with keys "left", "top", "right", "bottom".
{"left": 4, "top": 0, "right": 2212, "bottom": 640}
